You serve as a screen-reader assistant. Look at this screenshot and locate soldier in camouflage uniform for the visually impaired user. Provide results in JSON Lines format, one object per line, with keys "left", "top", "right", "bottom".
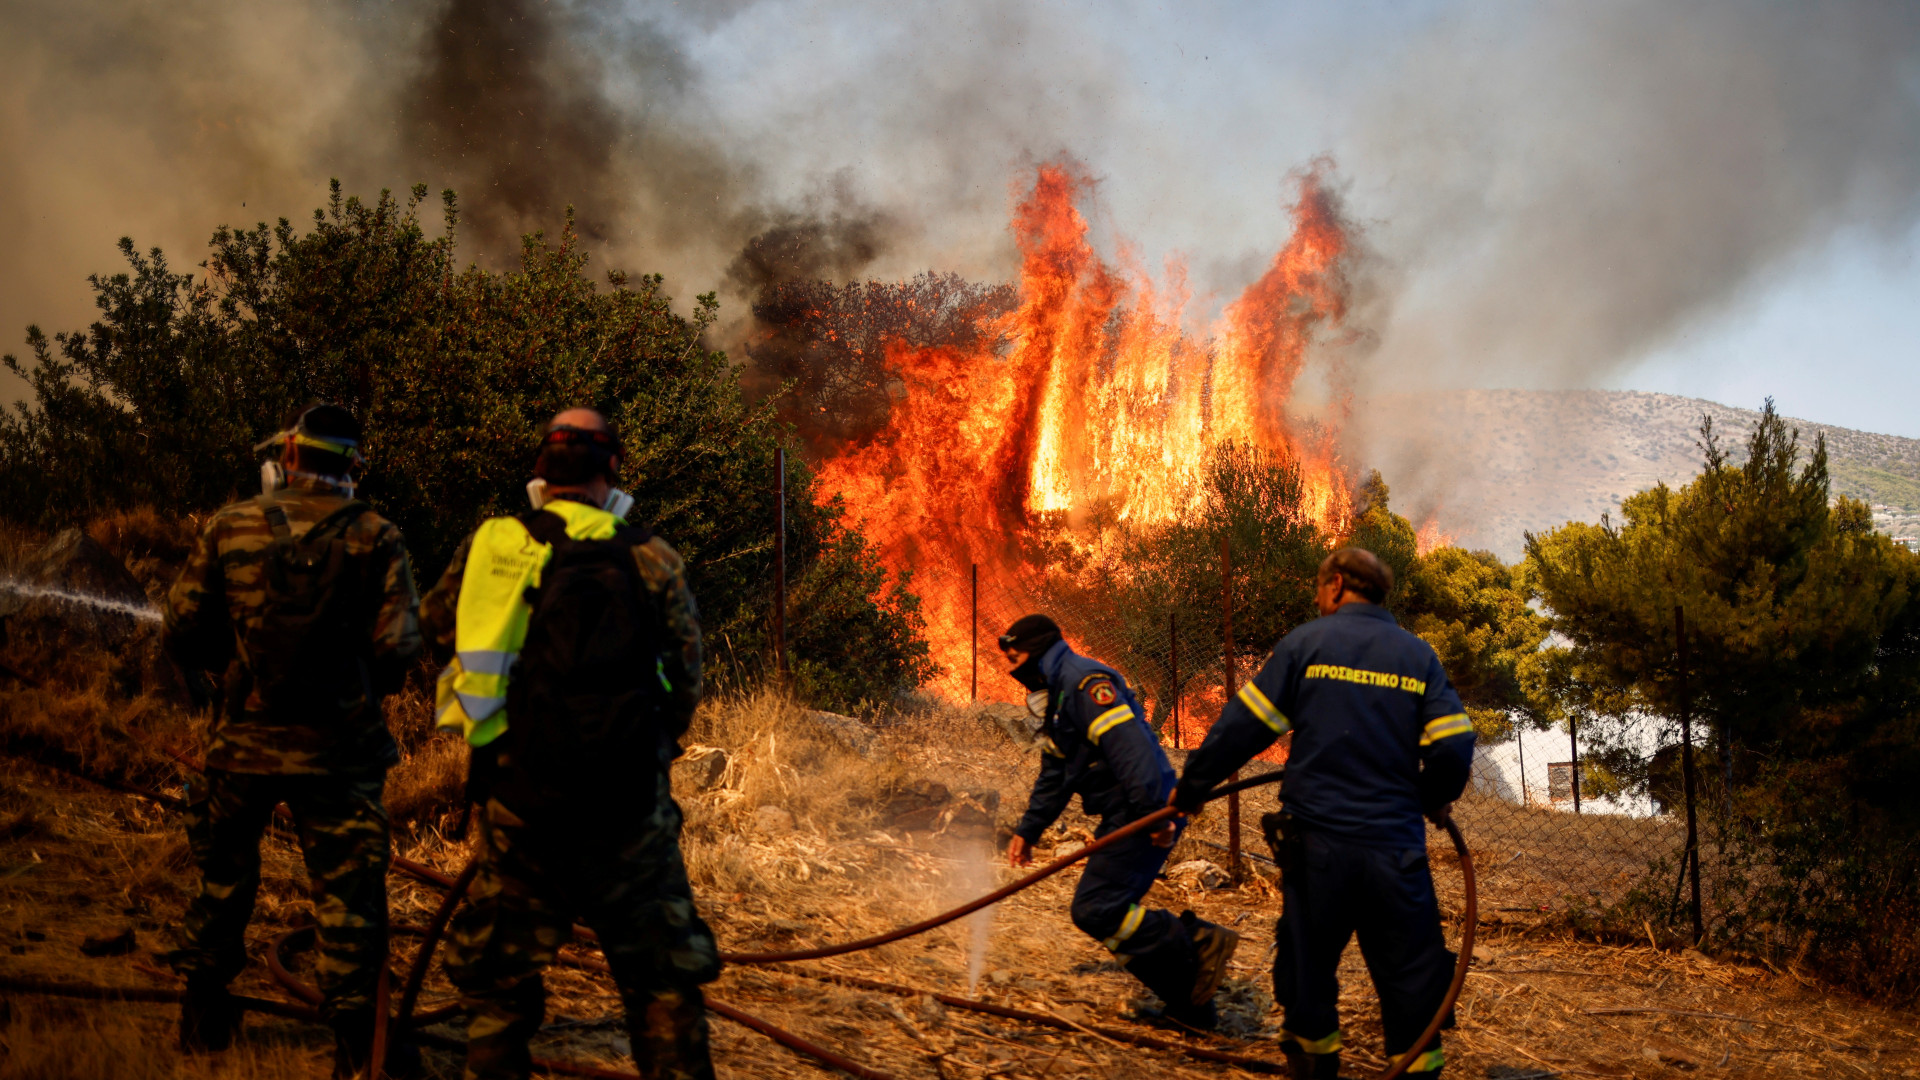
{"left": 161, "top": 404, "right": 422, "bottom": 1078}
{"left": 424, "top": 407, "right": 718, "bottom": 1080}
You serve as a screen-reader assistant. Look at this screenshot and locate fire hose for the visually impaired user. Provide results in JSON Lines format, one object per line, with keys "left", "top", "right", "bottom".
{"left": 379, "top": 771, "right": 1474, "bottom": 1080}
{"left": 50, "top": 752, "right": 1473, "bottom": 1080}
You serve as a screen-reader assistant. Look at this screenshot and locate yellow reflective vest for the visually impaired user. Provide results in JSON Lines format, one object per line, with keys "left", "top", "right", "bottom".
{"left": 434, "top": 499, "right": 625, "bottom": 746}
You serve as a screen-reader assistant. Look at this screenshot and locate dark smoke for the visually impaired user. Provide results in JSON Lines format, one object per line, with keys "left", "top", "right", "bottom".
{"left": 3, "top": 0, "right": 1917, "bottom": 450}
{"left": 398, "top": 0, "right": 764, "bottom": 265}
{"left": 726, "top": 211, "right": 894, "bottom": 297}
{"left": 402, "top": 0, "right": 629, "bottom": 252}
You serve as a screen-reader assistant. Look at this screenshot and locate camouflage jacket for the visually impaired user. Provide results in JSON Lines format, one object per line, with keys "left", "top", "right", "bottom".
{"left": 163, "top": 477, "right": 423, "bottom": 775}
{"left": 421, "top": 508, "right": 705, "bottom": 739}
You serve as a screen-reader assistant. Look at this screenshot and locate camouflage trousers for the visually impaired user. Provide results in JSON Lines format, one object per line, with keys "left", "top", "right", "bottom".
{"left": 166, "top": 769, "right": 391, "bottom": 1020}
{"left": 445, "top": 792, "right": 721, "bottom": 1080}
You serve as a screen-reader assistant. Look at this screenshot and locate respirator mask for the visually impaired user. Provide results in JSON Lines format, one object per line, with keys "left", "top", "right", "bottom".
{"left": 526, "top": 477, "right": 635, "bottom": 519}
{"left": 528, "top": 423, "right": 633, "bottom": 519}
{"left": 1026, "top": 690, "right": 1051, "bottom": 720}
{"left": 253, "top": 409, "right": 363, "bottom": 497}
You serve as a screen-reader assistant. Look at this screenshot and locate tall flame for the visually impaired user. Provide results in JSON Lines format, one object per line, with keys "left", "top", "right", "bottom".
{"left": 817, "top": 160, "right": 1359, "bottom": 700}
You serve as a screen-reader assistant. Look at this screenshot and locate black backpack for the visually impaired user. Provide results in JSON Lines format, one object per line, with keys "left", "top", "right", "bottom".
{"left": 238, "top": 496, "right": 374, "bottom": 719}
{"left": 488, "top": 509, "right": 671, "bottom": 815}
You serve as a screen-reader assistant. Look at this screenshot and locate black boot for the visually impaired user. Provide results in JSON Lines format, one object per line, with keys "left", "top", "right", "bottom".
{"left": 1181, "top": 910, "right": 1241, "bottom": 1006}
{"left": 330, "top": 1011, "right": 374, "bottom": 1080}
{"left": 1281, "top": 1043, "right": 1345, "bottom": 1080}
{"left": 623, "top": 985, "right": 716, "bottom": 1080}
{"left": 178, "top": 977, "right": 240, "bottom": 1052}
{"left": 330, "top": 1011, "right": 423, "bottom": 1080}
{"left": 1117, "top": 920, "right": 1215, "bottom": 1031}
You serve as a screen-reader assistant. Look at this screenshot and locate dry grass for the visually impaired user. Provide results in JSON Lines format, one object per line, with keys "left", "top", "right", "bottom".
{"left": 0, "top": 689, "right": 1912, "bottom": 1078}
{"left": 85, "top": 507, "right": 198, "bottom": 604}
{"left": 0, "top": 997, "right": 329, "bottom": 1080}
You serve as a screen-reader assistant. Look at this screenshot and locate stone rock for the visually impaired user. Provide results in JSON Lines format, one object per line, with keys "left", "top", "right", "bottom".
{"left": 753, "top": 805, "right": 796, "bottom": 833}
{"left": 671, "top": 745, "right": 729, "bottom": 793}
{"left": 976, "top": 703, "right": 1044, "bottom": 748}
{"left": 1168, "top": 859, "right": 1232, "bottom": 889}
{"left": 807, "top": 710, "right": 884, "bottom": 759}
{"left": 873, "top": 779, "right": 1000, "bottom": 834}
{"left": 880, "top": 779, "right": 953, "bottom": 831}
{"left": 944, "top": 788, "right": 1000, "bottom": 833}
{"left": 1, "top": 530, "right": 161, "bottom": 689}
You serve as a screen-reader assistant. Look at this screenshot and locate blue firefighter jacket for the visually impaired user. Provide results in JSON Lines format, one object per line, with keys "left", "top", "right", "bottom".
{"left": 1175, "top": 602, "right": 1477, "bottom": 849}
{"left": 1012, "top": 640, "right": 1177, "bottom": 844}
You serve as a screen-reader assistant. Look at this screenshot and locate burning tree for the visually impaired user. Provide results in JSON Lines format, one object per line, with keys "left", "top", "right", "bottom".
{"left": 805, "top": 158, "right": 1367, "bottom": 710}
{"left": 743, "top": 273, "right": 1018, "bottom": 456}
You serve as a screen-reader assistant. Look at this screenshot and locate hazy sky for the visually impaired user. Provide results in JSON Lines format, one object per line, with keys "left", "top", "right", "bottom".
{"left": 5, "top": 0, "right": 1917, "bottom": 435}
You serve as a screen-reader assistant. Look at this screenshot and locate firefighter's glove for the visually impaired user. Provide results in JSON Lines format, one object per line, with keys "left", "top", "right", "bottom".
{"left": 1259, "top": 811, "right": 1290, "bottom": 865}
{"left": 1170, "top": 777, "right": 1210, "bottom": 816}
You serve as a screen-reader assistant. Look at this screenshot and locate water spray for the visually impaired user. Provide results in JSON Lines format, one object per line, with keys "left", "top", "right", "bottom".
{"left": 956, "top": 840, "right": 997, "bottom": 996}
{"left": 0, "top": 577, "right": 162, "bottom": 624}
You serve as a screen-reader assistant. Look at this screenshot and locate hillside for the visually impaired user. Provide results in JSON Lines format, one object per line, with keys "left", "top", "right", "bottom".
{"left": 1358, "top": 389, "right": 1920, "bottom": 560}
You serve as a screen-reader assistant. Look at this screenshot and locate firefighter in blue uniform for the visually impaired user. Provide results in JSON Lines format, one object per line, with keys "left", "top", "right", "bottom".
{"left": 1173, "top": 548, "right": 1476, "bottom": 1080}
{"left": 1000, "top": 615, "right": 1241, "bottom": 1029}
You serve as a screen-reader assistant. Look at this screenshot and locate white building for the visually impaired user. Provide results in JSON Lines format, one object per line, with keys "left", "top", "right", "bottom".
{"left": 1469, "top": 721, "right": 1663, "bottom": 819}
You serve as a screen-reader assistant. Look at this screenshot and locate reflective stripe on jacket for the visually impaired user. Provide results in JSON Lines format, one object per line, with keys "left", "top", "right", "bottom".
{"left": 434, "top": 499, "right": 625, "bottom": 746}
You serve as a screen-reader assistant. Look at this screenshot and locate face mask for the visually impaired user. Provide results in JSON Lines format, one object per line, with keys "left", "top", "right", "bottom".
{"left": 260, "top": 460, "right": 286, "bottom": 494}
{"left": 1010, "top": 653, "right": 1048, "bottom": 691}
{"left": 527, "top": 478, "right": 632, "bottom": 519}
{"left": 1026, "top": 690, "right": 1050, "bottom": 720}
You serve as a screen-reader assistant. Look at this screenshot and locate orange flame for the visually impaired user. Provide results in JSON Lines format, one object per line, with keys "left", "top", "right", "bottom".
{"left": 1415, "top": 517, "right": 1453, "bottom": 557}
{"left": 818, "top": 160, "right": 1359, "bottom": 701}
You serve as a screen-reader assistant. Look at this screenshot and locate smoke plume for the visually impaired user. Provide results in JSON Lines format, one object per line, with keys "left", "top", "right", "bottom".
{"left": 3, "top": 0, "right": 1916, "bottom": 448}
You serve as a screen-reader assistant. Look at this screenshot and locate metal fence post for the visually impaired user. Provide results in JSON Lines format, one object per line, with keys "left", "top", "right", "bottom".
{"left": 970, "top": 562, "right": 978, "bottom": 702}
{"left": 774, "top": 446, "right": 787, "bottom": 682}
{"left": 1223, "top": 536, "right": 1241, "bottom": 883}
{"left": 1517, "top": 727, "right": 1528, "bottom": 806}
{"left": 1569, "top": 714, "right": 1582, "bottom": 815}
{"left": 1676, "top": 604, "right": 1704, "bottom": 943}
{"left": 1169, "top": 612, "right": 1180, "bottom": 750}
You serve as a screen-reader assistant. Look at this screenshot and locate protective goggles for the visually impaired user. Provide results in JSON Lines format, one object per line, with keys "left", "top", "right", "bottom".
{"left": 540, "top": 424, "right": 622, "bottom": 456}
{"left": 252, "top": 408, "right": 363, "bottom": 466}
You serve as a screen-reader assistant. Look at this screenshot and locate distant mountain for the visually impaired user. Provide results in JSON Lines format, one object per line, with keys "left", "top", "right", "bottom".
{"left": 1356, "top": 390, "right": 1920, "bottom": 562}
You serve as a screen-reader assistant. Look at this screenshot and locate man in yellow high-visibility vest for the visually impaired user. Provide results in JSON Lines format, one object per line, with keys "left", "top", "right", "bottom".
{"left": 421, "top": 407, "right": 716, "bottom": 1080}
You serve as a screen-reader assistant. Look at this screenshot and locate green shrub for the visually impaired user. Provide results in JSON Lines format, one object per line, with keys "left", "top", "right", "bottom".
{"left": 0, "top": 184, "right": 932, "bottom": 710}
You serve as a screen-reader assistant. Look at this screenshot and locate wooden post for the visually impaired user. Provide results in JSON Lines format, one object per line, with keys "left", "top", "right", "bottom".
{"left": 1223, "top": 536, "right": 1241, "bottom": 883}
{"left": 970, "top": 562, "right": 978, "bottom": 702}
{"left": 1676, "top": 605, "right": 1704, "bottom": 943}
{"left": 1169, "top": 612, "right": 1180, "bottom": 750}
{"left": 774, "top": 447, "right": 787, "bottom": 682}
